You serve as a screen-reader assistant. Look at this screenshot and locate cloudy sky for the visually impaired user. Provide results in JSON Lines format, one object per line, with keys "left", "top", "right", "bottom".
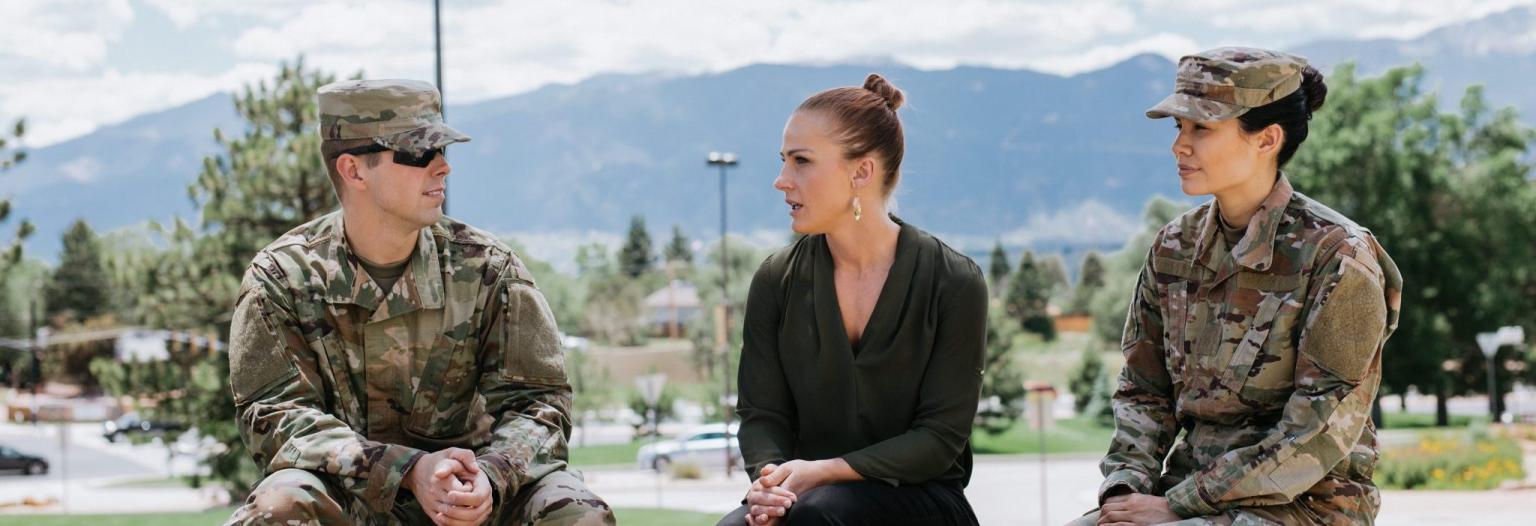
{"left": 2, "top": 0, "right": 1530, "bottom": 148}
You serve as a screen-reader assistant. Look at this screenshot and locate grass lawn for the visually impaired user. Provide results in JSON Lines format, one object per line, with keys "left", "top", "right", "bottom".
{"left": 101, "top": 475, "right": 201, "bottom": 489}
{"left": 0, "top": 509, "right": 235, "bottom": 526}
{"left": 570, "top": 440, "right": 644, "bottom": 468}
{"left": 0, "top": 507, "right": 717, "bottom": 525}
{"left": 972, "top": 415, "right": 1114, "bottom": 455}
{"left": 614, "top": 507, "right": 720, "bottom": 525}
{"left": 1380, "top": 411, "right": 1488, "bottom": 429}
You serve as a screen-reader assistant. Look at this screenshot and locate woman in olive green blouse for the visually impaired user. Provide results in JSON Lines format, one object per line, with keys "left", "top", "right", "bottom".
{"left": 716, "top": 74, "right": 988, "bottom": 526}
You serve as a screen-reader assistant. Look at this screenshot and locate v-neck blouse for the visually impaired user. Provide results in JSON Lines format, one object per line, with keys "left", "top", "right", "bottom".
{"left": 735, "top": 218, "right": 989, "bottom": 487}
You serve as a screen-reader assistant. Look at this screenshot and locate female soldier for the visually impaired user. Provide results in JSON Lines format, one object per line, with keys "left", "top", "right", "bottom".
{"left": 717, "top": 74, "right": 988, "bottom": 526}
{"left": 1073, "top": 47, "right": 1402, "bottom": 526}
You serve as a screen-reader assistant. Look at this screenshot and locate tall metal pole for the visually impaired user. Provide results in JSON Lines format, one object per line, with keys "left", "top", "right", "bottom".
{"left": 707, "top": 152, "right": 737, "bottom": 477}
{"left": 433, "top": 0, "right": 448, "bottom": 215}
{"left": 1487, "top": 353, "right": 1500, "bottom": 421}
{"left": 29, "top": 297, "right": 38, "bottom": 426}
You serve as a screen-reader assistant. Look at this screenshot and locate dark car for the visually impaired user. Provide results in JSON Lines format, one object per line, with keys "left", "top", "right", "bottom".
{"left": 0, "top": 445, "right": 47, "bottom": 475}
{"left": 102, "top": 412, "right": 185, "bottom": 443}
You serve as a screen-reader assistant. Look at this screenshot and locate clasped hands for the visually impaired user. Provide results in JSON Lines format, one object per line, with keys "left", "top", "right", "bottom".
{"left": 742, "top": 458, "right": 851, "bottom": 525}
{"left": 403, "top": 447, "right": 494, "bottom": 526}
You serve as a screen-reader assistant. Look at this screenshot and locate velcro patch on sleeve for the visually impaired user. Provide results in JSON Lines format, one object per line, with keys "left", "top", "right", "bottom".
{"left": 1302, "top": 256, "right": 1388, "bottom": 382}
{"left": 229, "top": 294, "right": 298, "bottom": 404}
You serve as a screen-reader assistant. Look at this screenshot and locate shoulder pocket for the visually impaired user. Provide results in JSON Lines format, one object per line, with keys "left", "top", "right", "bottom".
{"left": 501, "top": 283, "right": 567, "bottom": 385}
{"left": 229, "top": 294, "right": 299, "bottom": 405}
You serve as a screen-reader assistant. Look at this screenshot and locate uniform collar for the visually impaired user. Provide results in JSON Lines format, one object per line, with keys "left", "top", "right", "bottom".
{"left": 318, "top": 213, "right": 446, "bottom": 319}
{"left": 1195, "top": 173, "right": 1294, "bottom": 273}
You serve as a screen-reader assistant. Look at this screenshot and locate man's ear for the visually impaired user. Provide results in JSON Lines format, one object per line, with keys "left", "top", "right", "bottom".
{"left": 337, "top": 154, "right": 367, "bottom": 192}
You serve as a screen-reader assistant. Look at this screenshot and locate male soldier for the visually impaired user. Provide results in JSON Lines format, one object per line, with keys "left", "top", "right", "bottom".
{"left": 225, "top": 79, "right": 613, "bottom": 526}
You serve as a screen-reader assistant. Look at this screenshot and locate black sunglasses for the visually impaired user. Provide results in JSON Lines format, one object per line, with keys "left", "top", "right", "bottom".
{"left": 340, "top": 144, "right": 445, "bottom": 168}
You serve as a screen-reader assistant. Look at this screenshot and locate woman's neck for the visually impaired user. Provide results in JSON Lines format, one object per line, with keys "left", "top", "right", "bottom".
{"left": 824, "top": 203, "right": 901, "bottom": 274}
{"left": 1214, "top": 168, "right": 1279, "bottom": 227}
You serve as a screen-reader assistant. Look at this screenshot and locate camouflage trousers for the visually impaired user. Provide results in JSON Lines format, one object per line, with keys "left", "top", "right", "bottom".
{"left": 226, "top": 468, "right": 614, "bottom": 526}
{"left": 1063, "top": 492, "right": 1378, "bottom": 526}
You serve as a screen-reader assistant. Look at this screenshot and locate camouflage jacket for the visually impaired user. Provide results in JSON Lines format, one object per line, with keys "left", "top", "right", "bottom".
{"left": 1100, "top": 175, "right": 1402, "bottom": 519}
{"left": 227, "top": 211, "right": 571, "bottom": 519}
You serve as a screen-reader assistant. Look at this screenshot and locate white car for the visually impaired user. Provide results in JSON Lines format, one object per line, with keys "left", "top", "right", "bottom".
{"left": 636, "top": 423, "right": 741, "bottom": 471}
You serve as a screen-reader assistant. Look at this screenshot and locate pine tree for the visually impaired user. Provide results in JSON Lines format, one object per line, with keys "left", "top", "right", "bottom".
{"left": 44, "top": 219, "right": 110, "bottom": 322}
{"left": 987, "top": 241, "right": 1009, "bottom": 296}
{"left": 664, "top": 225, "right": 693, "bottom": 265}
{"left": 1069, "top": 252, "right": 1105, "bottom": 315}
{"left": 619, "top": 215, "right": 654, "bottom": 278}
{"left": 0, "top": 117, "right": 32, "bottom": 269}
{"left": 97, "top": 58, "right": 351, "bottom": 498}
{"left": 1005, "top": 251, "right": 1056, "bottom": 341}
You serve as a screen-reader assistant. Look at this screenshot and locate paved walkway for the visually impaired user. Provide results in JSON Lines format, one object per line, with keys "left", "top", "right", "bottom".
{"left": 4, "top": 420, "right": 1535, "bottom": 524}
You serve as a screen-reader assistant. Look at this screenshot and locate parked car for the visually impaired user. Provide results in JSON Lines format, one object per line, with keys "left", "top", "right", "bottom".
{"left": 102, "top": 412, "right": 185, "bottom": 443}
{"left": 0, "top": 445, "right": 48, "bottom": 476}
{"left": 636, "top": 423, "right": 741, "bottom": 471}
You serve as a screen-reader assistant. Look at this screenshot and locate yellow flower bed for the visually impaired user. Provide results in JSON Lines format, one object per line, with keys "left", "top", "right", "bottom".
{"left": 1376, "top": 430, "right": 1525, "bottom": 490}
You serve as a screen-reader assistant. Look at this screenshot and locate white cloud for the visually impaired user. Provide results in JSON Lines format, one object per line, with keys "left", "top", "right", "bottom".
{"left": 143, "top": 0, "right": 318, "bottom": 28}
{"left": 59, "top": 156, "right": 101, "bottom": 183}
{"left": 0, "top": 0, "right": 133, "bottom": 71}
{"left": 999, "top": 200, "right": 1143, "bottom": 247}
{"left": 5, "top": 0, "right": 1536, "bottom": 146}
{"left": 1143, "top": 0, "right": 1536, "bottom": 42}
{"left": 0, "top": 63, "right": 277, "bottom": 146}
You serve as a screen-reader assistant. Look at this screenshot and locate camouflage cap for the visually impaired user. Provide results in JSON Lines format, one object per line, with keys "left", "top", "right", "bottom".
{"left": 1146, "top": 47, "right": 1308, "bottom": 121}
{"left": 317, "top": 79, "right": 470, "bottom": 155}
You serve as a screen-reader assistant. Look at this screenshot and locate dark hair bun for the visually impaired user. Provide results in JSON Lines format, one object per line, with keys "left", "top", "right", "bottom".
{"left": 863, "top": 73, "right": 905, "bottom": 111}
{"left": 1301, "top": 66, "right": 1327, "bottom": 115}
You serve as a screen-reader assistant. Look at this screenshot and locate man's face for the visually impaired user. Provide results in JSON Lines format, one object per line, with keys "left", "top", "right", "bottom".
{"left": 351, "top": 147, "right": 450, "bottom": 230}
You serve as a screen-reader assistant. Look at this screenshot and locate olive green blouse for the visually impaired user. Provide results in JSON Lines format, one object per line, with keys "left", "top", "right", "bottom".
{"left": 735, "top": 218, "right": 989, "bottom": 487}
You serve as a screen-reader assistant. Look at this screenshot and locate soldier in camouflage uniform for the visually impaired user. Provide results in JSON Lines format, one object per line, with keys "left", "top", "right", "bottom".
{"left": 225, "top": 79, "right": 614, "bottom": 526}
{"left": 1068, "top": 48, "right": 1402, "bottom": 526}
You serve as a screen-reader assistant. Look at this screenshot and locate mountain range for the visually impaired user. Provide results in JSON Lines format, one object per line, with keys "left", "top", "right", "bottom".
{"left": 5, "top": 7, "right": 1534, "bottom": 267}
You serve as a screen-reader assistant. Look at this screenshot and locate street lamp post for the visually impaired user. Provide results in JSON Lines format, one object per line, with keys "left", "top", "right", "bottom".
{"left": 1476, "top": 326, "right": 1526, "bottom": 423}
{"left": 706, "top": 151, "right": 738, "bottom": 477}
{"left": 433, "top": 0, "right": 447, "bottom": 214}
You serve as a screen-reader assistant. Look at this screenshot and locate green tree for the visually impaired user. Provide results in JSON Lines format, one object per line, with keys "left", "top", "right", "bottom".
{"left": 988, "top": 241, "right": 1009, "bottom": 296}
{"left": 44, "top": 220, "right": 110, "bottom": 323}
{"left": 124, "top": 57, "right": 344, "bottom": 332}
{"left": 664, "top": 225, "right": 693, "bottom": 265}
{"left": 0, "top": 117, "right": 33, "bottom": 269}
{"left": 1068, "top": 348, "right": 1106, "bottom": 414}
{"left": 96, "top": 58, "right": 350, "bottom": 498}
{"left": 1288, "top": 64, "right": 1536, "bottom": 425}
{"left": 1069, "top": 252, "right": 1105, "bottom": 315}
{"left": 976, "top": 309, "right": 1027, "bottom": 434}
{"left": 566, "top": 347, "right": 615, "bottom": 448}
{"left": 619, "top": 215, "right": 655, "bottom": 278}
{"left": 1039, "top": 254, "right": 1069, "bottom": 296}
{"left": 1088, "top": 197, "right": 1184, "bottom": 345}
{"left": 1005, "top": 251, "right": 1055, "bottom": 341}
{"left": 687, "top": 236, "right": 764, "bottom": 403}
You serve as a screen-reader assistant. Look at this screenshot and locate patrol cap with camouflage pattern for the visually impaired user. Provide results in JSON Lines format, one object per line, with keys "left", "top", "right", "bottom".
{"left": 1146, "top": 47, "right": 1308, "bottom": 122}
{"left": 317, "top": 79, "right": 470, "bottom": 156}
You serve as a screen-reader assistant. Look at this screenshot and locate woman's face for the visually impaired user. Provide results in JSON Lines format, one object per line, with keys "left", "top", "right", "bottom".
{"left": 1170, "top": 117, "right": 1270, "bottom": 197}
{"left": 774, "top": 111, "right": 867, "bottom": 234}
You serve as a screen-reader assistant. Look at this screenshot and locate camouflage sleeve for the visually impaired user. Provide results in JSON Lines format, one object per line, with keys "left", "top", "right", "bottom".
{"left": 1163, "top": 237, "right": 1391, "bottom": 517}
{"left": 839, "top": 263, "right": 987, "bottom": 486}
{"left": 1097, "top": 247, "right": 1181, "bottom": 504}
{"left": 473, "top": 262, "right": 573, "bottom": 505}
{"left": 229, "top": 268, "right": 426, "bottom": 515}
{"left": 737, "top": 257, "right": 794, "bottom": 481}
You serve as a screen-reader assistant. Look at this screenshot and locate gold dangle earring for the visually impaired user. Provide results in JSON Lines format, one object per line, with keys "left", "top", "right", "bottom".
{"left": 852, "top": 196, "right": 863, "bottom": 222}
